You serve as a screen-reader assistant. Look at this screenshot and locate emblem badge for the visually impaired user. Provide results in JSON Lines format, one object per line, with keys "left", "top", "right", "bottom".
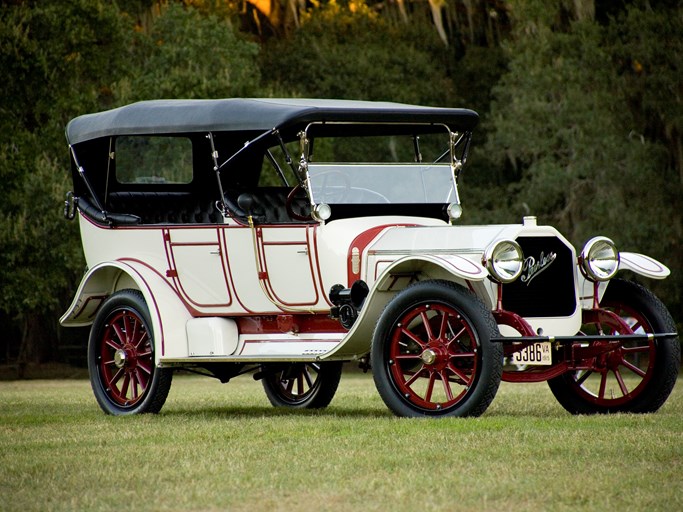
{"left": 521, "top": 251, "right": 556, "bottom": 286}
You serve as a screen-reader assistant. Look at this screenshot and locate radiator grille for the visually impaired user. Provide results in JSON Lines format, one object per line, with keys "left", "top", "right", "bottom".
{"left": 501, "top": 236, "right": 577, "bottom": 317}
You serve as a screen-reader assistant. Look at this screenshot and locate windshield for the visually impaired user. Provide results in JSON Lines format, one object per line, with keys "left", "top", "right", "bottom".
{"left": 307, "top": 163, "right": 457, "bottom": 205}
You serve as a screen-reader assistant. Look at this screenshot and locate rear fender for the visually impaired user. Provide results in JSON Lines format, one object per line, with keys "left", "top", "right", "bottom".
{"left": 322, "top": 254, "right": 490, "bottom": 359}
{"left": 60, "top": 261, "right": 192, "bottom": 361}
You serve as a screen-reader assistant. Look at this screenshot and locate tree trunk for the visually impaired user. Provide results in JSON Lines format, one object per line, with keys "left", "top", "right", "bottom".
{"left": 16, "top": 311, "right": 57, "bottom": 378}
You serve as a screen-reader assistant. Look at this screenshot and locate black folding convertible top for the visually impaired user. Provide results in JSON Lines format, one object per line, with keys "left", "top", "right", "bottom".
{"left": 66, "top": 98, "right": 479, "bottom": 145}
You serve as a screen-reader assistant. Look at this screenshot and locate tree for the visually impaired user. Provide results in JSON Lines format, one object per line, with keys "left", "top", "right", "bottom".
{"left": 480, "top": 1, "right": 682, "bottom": 317}
{"left": 261, "top": 1, "right": 457, "bottom": 105}
{"left": 116, "top": 2, "right": 261, "bottom": 101}
{"left": 0, "top": 0, "right": 130, "bottom": 371}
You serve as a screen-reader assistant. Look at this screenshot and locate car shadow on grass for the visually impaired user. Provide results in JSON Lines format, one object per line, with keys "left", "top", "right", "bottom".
{"left": 161, "top": 404, "right": 393, "bottom": 419}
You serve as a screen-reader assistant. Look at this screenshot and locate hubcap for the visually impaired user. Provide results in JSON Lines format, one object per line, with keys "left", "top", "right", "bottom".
{"left": 421, "top": 348, "right": 438, "bottom": 365}
{"left": 114, "top": 349, "right": 127, "bottom": 369}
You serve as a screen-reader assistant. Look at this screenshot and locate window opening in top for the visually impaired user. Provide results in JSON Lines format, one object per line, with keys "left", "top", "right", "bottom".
{"left": 115, "top": 136, "right": 193, "bottom": 184}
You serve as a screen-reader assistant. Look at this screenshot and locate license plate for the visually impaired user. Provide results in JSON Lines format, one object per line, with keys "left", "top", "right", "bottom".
{"left": 511, "top": 342, "right": 552, "bottom": 365}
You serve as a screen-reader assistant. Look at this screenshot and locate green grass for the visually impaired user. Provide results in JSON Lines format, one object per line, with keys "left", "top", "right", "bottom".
{"left": 1, "top": 373, "right": 682, "bottom": 512}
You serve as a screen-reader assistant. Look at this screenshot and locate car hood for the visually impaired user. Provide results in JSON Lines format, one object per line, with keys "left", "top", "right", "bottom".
{"left": 365, "top": 224, "right": 521, "bottom": 256}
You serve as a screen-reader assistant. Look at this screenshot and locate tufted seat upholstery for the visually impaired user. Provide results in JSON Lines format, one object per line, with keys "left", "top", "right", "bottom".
{"left": 105, "top": 188, "right": 311, "bottom": 225}
{"left": 231, "top": 187, "right": 310, "bottom": 224}
{"left": 107, "top": 192, "right": 222, "bottom": 225}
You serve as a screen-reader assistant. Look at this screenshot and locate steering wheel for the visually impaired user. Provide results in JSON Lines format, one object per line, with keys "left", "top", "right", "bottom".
{"left": 313, "top": 170, "right": 352, "bottom": 203}
{"left": 353, "top": 187, "right": 391, "bottom": 204}
{"left": 286, "top": 184, "right": 312, "bottom": 221}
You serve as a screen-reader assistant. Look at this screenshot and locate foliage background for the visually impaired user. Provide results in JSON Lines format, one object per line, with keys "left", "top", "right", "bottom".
{"left": 0, "top": 0, "right": 681, "bottom": 371}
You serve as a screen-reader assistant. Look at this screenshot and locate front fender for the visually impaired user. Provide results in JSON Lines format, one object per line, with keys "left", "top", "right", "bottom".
{"left": 619, "top": 252, "right": 670, "bottom": 279}
{"left": 322, "top": 254, "right": 490, "bottom": 360}
{"left": 60, "top": 260, "right": 193, "bottom": 360}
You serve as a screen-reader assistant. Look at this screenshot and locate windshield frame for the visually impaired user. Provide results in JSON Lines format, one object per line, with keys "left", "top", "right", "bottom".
{"left": 295, "top": 122, "right": 467, "bottom": 223}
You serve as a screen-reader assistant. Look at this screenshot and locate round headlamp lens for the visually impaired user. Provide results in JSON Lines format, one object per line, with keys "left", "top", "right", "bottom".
{"left": 447, "top": 202, "right": 463, "bottom": 221}
{"left": 312, "top": 203, "right": 331, "bottom": 222}
{"left": 581, "top": 236, "right": 619, "bottom": 281}
{"left": 484, "top": 240, "right": 524, "bottom": 283}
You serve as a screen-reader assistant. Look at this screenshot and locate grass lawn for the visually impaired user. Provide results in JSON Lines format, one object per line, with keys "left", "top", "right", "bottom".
{"left": 1, "top": 372, "right": 681, "bottom": 512}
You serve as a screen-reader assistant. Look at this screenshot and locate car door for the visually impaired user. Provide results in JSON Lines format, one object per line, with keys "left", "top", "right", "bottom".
{"left": 164, "top": 227, "right": 233, "bottom": 313}
{"left": 256, "top": 224, "right": 321, "bottom": 307}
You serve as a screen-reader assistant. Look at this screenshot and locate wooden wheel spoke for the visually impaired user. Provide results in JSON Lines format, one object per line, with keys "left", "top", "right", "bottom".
{"left": 109, "top": 367, "right": 125, "bottom": 388}
{"left": 598, "top": 371, "right": 608, "bottom": 399}
{"left": 445, "top": 320, "right": 468, "bottom": 350}
{"left": 137, "top": 359, "right": 152, "bottom": 376}
{"left": 105, "top": 337, "right": 122, "bottom": 351}
{"left": 575, "top": 370, "right": 592, "bottom": 386}
{"left": 438, "top": 312, "right": 450, "bottom": 340}
{"left": 613, "top": 369, "right": 629, "bottom": 396}
{"left": 400, "top": 327, "right": 428, "bottom": 350}
{"left": 122, "top": 314, "right": 133, "bottom": 344}
{"left": 446, "top": 362, "right": 471, "bottom": 386}
{"left": 403, "top": 367, "right": 425, "bottom": 388}
{"left": 137, "top": 348, "right": 152, "bottom": 359}
{"left": 135, "top": 367, "right": 149, "bottom": 391}
{"left": 440, "top": 371, "right": 454, "bottom": 401}
{"left": 110, "top": 323, "right": 126, "bottom": 347}
{"left": 395, "top": 354, "right": 422, "bottom": 360}
{"left": 450, "top": 351, "right": 475, "bottom": 359}
{"left": 303, "top": 367, "right": 315, "bottom": 388}
{"left": 420, "top": 311, "right": 435, "bottom": 341}
{"left": 619, "top": 358, "right": 646, "bottom": 377}
{"left": 284, "top": 377, "right": 295, "bottom": 393}
{"left": 130, "top": 371, "right": 140, "bottom": 399}
{"left": 424, "top": 372, "right": 437, "bottom": 402}
{"left": 120, "top": 373, "right": 131, "bottom": 398}
{"left": 132, "top": 324, "right": 148, "bottom": 350}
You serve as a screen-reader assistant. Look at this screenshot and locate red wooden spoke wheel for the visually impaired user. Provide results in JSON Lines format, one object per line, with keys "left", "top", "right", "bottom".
{"left": 262, "top": 361, "right": 343, "bottom": 409}
{"left": 98, "top": 308, "right": 154, "bottom": 407}
{"left": 387, "top": 303, "right": 478, "bottom": 410}
{"left": 88, "top": 290, "right": 172, "bottom": 415}
{"left": 548, "top": 279, "right": 680, "bottom": 414}
{"left": 372, "top": 280, "right": 502, "bottom": 417}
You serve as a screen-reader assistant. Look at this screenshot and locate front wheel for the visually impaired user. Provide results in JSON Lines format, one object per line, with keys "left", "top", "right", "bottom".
{"left": 88, "top": 289, "right": 172, "bottom": 415}
{"left": 548, "top": 279, "right": 680, "bottom": 414}
{"left": 262, "top": 361, "right": 343, "bottom": 409}
{"left": 372, "top": 280, "right": 503, "bottom": 417}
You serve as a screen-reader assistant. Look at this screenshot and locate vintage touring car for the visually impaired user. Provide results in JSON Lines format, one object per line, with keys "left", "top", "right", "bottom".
{"left": 61, "top": 98, "right": 680, "bottom": 417}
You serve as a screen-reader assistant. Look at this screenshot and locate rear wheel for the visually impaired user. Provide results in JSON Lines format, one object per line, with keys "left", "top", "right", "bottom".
{"left": 548, "top": 279, "right": 680, "bottom": 414}
{"left": 262, "top": 362, "right": 343, "bottom": 409}
{"left": 372, "top": 280, "right": 503, "bottom": 417}
{"left": 88, "top": 289, "right": 172, "bottom": 415}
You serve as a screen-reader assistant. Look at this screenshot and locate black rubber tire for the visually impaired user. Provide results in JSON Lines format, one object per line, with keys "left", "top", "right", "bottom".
{"left": 371, "top": 280, "right": 503, "bottom": 417}
{"left": 548, "top": 279, "right": 680, "bottom": 414}
{"left": 88, "top": 289, "right": 172, "bottom": 415}
{"left": 262, "top": 361, "right": 343, "bottom": 409}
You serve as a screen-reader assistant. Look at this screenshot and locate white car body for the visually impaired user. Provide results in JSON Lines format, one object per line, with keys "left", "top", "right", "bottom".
{"left": 61, "top": 99, "right": 678, "bottom": 417}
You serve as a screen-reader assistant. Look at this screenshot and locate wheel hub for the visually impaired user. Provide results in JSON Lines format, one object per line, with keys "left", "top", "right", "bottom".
{"left": 114, "top": 349, "right": 127, "bottom": 368}
{"left": 420, "top": 342, "right": 450, "bottom": 371}
{"left": 606, "top": 347, "right": 624, "bottom": 370}
{"left": 421, "top": 348, "right": 438, "bottom": 365}
{"left": 114, "top": 345, "right": 137, "bottom": 369}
